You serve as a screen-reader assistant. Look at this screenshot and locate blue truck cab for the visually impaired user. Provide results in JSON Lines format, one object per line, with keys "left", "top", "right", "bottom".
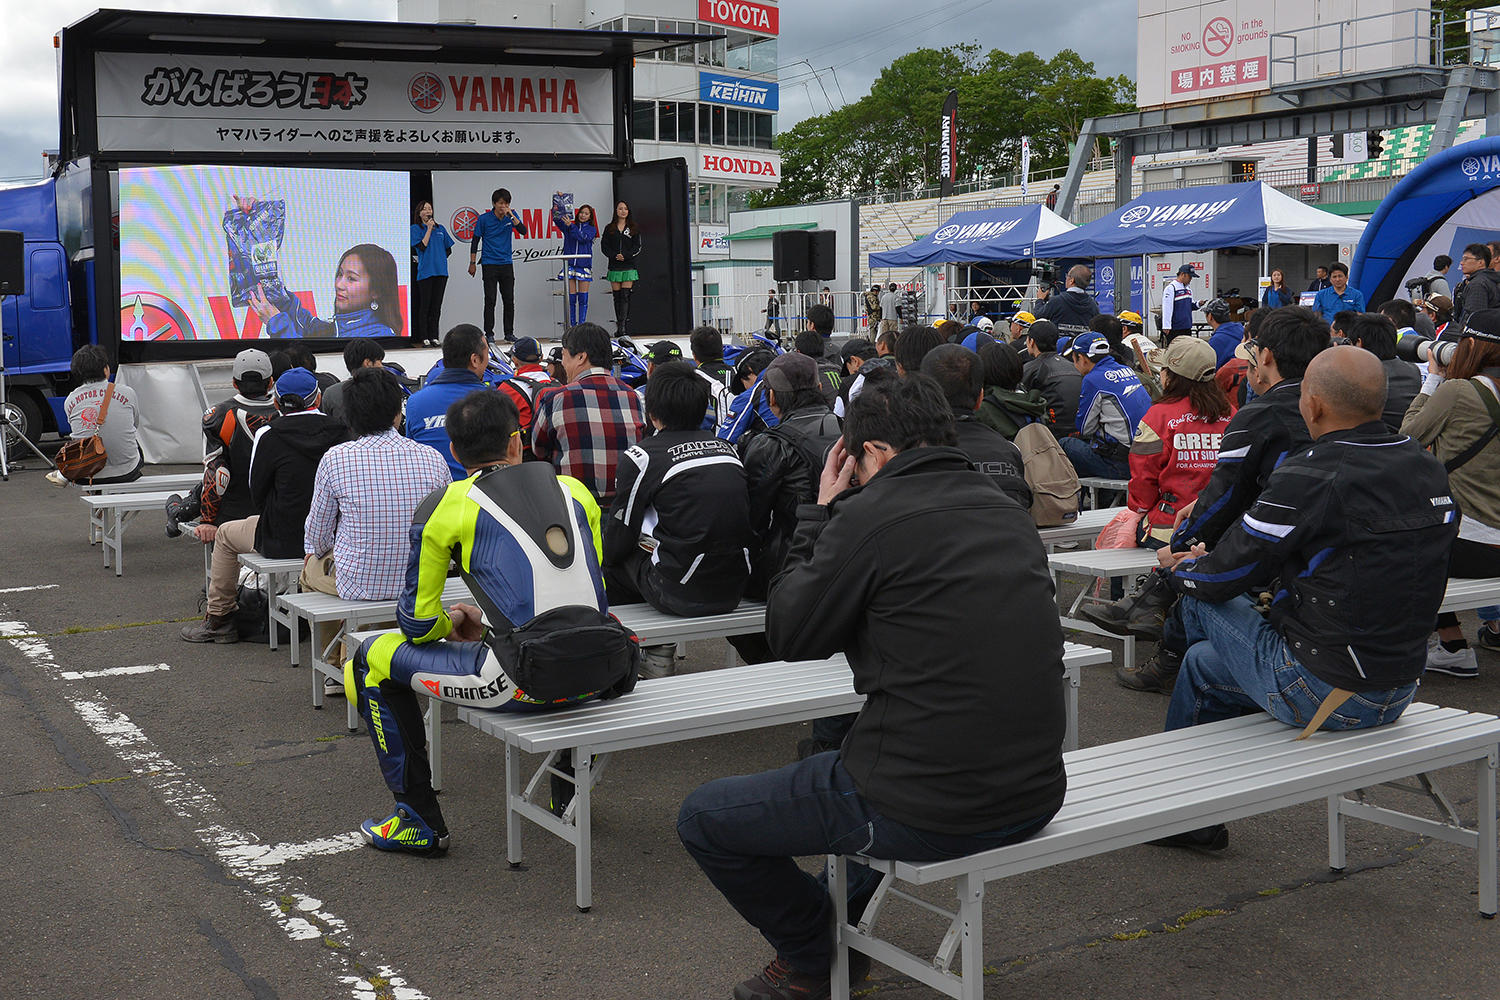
{"left": 0, "top": 168, "right": 97, "bottom": 442}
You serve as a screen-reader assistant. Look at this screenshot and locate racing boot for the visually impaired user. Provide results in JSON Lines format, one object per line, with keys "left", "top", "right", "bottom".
{"left": 1079, "top": 567, "right": 1174, "bottom": 641}
{"left": 360, "top": 802, "right": 449, "bottom": 856}
{"left": 164, "top": 489, "right": 202, "bottom": 538}
{"left": 1114, "top": 644, "right": 1183, "bottom": 694}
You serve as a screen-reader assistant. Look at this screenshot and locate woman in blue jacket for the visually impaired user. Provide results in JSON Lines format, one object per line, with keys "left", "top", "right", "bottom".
{"left": 552, "top": 195, "right": 598, "bottom": 327}
{"left": 252, "top": 244, "right": 403, "bottom": 339}
{"left": 411, "top": 201, "right": 455, "bottom": 346}
{"left": 1261, "top": 268, "right": 1295, "bottom": 309}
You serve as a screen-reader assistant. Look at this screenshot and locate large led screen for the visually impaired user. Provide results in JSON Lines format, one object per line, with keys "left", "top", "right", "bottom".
{"left": 119, "top": 165, "right": 410, "bottom": 341}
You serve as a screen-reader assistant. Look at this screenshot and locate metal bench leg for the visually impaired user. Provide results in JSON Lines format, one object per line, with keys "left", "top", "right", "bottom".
{"left": 830, "top": 855, "right": 851, "bottom": 1000}
{"left": 506, "top": 739, "right": 525, "bottom": 867}
{"left": 1480, "top": 749, "right": 1497, "bottom": 918}
{"left": 1326, "top": 794, "right": 1347, "bottom": 872}
{"left": 346, "top": 687, "right": 359, "bottom": 732}
{"left": 426, "top": 698, "right": 442, "bottom": 793}
{"left": 575, "top": 746, "right": 594, "bottom": 912}
{"left": 957, "top": 873, "right": 985, "bottom": 1000}
{"left": 311, "top": 661, "right": 325, "bottom": 710}
{"left": 1064, "top": 665, "right": 1079, "bottom": 753}
{"left": 265, "top": 573, "right": 279, "bottom": 652}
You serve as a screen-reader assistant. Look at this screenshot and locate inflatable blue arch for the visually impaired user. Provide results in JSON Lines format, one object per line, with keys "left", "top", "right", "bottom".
{"left": 1352, "top": 135, "right": 1500, "bottom": 304}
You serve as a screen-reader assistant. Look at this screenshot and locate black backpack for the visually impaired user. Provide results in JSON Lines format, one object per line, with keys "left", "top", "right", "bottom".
{"left": 484, "top": 603, "right": 641, "bottom": 702}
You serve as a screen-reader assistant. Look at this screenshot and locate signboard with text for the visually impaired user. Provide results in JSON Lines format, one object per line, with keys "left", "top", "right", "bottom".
{"left": 698, "top": 71, "right": 778, "bottom": 110}
{"left": 697, "top": 150, "right": 781, "bottom": 184}
{"left": 95, "top": 52, "right": 615, "bottom": 156}
{"left": 698, "top": 0, "right": 779, "bottom": 34}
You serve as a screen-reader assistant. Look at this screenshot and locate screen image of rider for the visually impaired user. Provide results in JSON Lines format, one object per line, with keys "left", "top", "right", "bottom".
{"left": 118, "top": 164, "right": 409, "bottom": 341}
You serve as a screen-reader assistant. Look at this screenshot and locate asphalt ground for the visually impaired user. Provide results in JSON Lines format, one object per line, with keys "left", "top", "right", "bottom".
{"left": 2, "top": 455, "right": 1499, "bottom": 1000}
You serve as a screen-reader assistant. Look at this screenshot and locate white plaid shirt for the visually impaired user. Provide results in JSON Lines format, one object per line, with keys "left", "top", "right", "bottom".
{"left": 303, "top": 429, "right": 452, "bottom": 600}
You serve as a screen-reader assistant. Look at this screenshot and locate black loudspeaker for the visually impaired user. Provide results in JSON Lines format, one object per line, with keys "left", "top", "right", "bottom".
{"left": 772, "top": 230, "right": 810, "bottom": 282}
{"left": 0, "top": 231, "right": 23, "bottom": 296}
{"left": 807, "top": 230, "right": 837, "bottom": 282}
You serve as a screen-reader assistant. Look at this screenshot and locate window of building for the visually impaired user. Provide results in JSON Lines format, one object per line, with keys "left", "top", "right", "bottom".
{"left": 750, "top": 36, "right": 777, "bottom": 75}
{"left": 658, "top": 101, "right": 678, "bottom": 143}
{"left": 632, "top": 100, "right": 656, "bottom": 141}
{"left": 710, "top": 103, "right": 726, "bottom": 146}
{"left": 753, "top": 112, "right": 773, "bottom": 150}
{"left": 725, "top": 30, "right": 752, "bottom": 72}
{"left": 627, "top": 16, "right": 654, "bottom": 31}
{"left": 677, "top": 101, "right": 697, "bottom": 142}
{"left": 727, "top": 108, "right": 745, "bottom": 147}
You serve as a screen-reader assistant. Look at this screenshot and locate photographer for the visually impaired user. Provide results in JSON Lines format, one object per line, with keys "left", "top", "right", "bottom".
{"left": 1401, "top": 308, "right": 1500, "bottom": 676}
{"left": 1035, "top": 264, "right": 1100, "bottom": 337}
{"left": 1453, "top": 244, "right": 1500, "bottom": 326}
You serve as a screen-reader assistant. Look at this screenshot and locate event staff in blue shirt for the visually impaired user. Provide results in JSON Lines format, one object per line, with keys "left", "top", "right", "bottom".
{"left": 411, "top": 201, "right": 455, "bottom": 348}
{"left": 466, "top": 187, "right": 529, "bottom": 343}
{"left": 1313, "top": 262, "right": 1365, "bottom": 323}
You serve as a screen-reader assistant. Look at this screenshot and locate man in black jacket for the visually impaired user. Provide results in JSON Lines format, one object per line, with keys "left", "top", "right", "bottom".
{"left": 181, "top": 368, "right": 347, "bottom": 643}
{"left": 1151, "top": 347, "right": 1457, "bottom": 849}
{"left": 1035, "top": 264, "right": 1100, "bottom": 336}
{"left": 1454, "top": 243, "right": 1500, "bottom": 326}
{"left": 678, "top": 375, "right": 1066, "bottom": 1000}
{"left": 1349, "top": 311, "right": 1420, "bottom": 431}
{"left": 1020, "top": 319, "right": 1083, "bottom": 436}
{"left": 921, "top": 344, "right": 1032, "bottom": 509}
{"left": 605, "top": 361, "right": 753, "bottom": 676}
{"left": 1089, "top": 306, "right": 1329, "bottom": 691}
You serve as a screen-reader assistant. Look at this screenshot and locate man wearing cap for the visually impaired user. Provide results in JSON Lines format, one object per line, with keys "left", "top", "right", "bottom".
{"left": 181, "top": 368, "right": 347, "bottom": 643}
{"left": 1204, "top": 299, "right": 1244, "bottom": 367}
{"left": 1161, "top": 265, "right": 1200, "bottom": 346}
{"left": 1312, "top": 263, "right": 1366, "bottom": 323}
{"left": 497, "top": 337, "right": 559, "bottom": 457}
{"left": 178, "top": 347, "right": 282, "bottom": 540}
{"left": 1060, "top": 332, "right": 1153, "bottom": 481}
{"left": 404, "top": 324, "right": 492, "bottom": 480}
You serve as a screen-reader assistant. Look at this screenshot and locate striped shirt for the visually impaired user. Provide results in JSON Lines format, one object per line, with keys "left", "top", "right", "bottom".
{"left": 303, "top": 429, "right": 452, "bottom": 601}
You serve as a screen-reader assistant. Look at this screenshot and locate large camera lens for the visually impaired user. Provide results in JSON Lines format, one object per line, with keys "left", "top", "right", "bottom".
{"left": 1396, "top": 333, "right": 1432, "bottom": 362}
{"left": 1415, "top": 339, "right": 1459, "bottom": 367}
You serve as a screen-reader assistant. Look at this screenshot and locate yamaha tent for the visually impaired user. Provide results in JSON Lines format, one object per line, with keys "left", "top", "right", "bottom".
{"left": 1032, "top": 181, "right": 1366, "bottom": 258}
{"left": 868, "top": 204, "right": 1075, "bottom": 268}
{"left": 1351, "top": 136, "right": 1500, "bottom": 305}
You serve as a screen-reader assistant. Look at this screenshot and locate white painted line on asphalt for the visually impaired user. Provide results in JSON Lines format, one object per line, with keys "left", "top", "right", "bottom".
{"left": 0, "top": 584, "right": 60, "bottom": 594}
{"left": 221, "top": 833, "right": 365, "bottom": 868}
{"left": 60, "top": 663, "right": 172, "bottom": 680}
{"left": 0, "top": 620, "right": 426, "bottom": 1000}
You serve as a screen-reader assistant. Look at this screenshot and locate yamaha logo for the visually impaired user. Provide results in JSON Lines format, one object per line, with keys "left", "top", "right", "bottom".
{"left": 1120, "top": 206, "right": 1152, "bottom": 224}
{"left": 451, "top": 207, "right": 480, "bottom": 241}
{"left": 1463, "top": 156, "right": 1484, "bottom": 178}
{"left": 1100, "top": 264, "right": 1115, "bottom": 284}
{"left": 409, "top": 72, "right": 445, "bottom": 113}
{"left": 934, "top": 225, "right": 962, "bottom": 241}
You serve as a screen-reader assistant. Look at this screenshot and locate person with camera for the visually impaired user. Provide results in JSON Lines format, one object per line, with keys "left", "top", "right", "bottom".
{"left": 1401, "top": 308, "right": 1500, "bottom": 675}
{"left": 1453, "top": 244, "right": 1500, "bottom": 327}
{"left": 1036, "top": 264, "right": 1100, "bottom": 337}
{"left": 350, "top": 390, "right": 635, "bottom": 856}
{"left": 677, "top": 375, "right": 1066, "bottom": 1000}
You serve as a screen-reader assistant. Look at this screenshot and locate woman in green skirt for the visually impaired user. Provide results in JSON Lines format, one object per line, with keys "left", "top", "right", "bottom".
{"left": 601, "top": 200, "right": 642, "bottom": 336}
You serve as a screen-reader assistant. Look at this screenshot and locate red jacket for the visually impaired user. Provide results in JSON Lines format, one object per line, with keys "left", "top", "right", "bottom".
{"left": 1128, "top": 396, "right": 1232, "bottom": 542}
{"left": 1215, "top": 358, "right": 1248, "bottom": 412}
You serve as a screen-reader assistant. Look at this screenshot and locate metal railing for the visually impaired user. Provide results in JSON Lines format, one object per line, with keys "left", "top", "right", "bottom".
{"left": 1269, "top": 7, "right": 1436, "bottom": 87}
{"left": 692, "top": 290, "right": 880, "bottom": 339}
{"left": 852, "top": 157, "right": 1112, "bottom": 207}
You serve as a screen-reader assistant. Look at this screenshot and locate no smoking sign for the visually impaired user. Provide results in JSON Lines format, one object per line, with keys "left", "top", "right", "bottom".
{"left": 1203, "top": 17, "right": 1234, "bottom": 57}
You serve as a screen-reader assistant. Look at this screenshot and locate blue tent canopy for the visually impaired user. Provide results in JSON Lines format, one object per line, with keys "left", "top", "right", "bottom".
{"left": 868, "top": 204, "right": 1074, "bottom": 268}
{"left": 1350, "top": 137, "right": 1500, "bottom": 304}
{"left": 1033, "top": 181, "right": 1364, "bottom": 258}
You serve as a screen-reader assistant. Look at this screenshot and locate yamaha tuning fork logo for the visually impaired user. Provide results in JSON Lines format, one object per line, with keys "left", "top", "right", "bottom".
{"left": 409, "top": 73, "right": 445, "bottom": 113}
{"left": 1459, "top": 155, "right": 1500, "bottom": 182}
{"left": 1119, "top": 206, "right": 1153, "bottom": 224}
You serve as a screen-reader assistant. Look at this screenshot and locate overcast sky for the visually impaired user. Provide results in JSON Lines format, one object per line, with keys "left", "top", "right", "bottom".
{"left": 0, "top": 0, "right": 1135, "bottom": 180}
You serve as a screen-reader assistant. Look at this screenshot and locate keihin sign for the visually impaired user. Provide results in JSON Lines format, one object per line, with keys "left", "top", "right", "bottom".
{"left": 1136, "top": 1, "right": 1431, "bottom": 109}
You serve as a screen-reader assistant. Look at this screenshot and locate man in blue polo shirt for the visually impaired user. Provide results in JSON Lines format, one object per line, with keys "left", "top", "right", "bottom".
{"left": 1313, "top": 262, "right": 1365, "bottom": 323}
{"left": 466, "top": 187, "right": 529, "bottom": 343}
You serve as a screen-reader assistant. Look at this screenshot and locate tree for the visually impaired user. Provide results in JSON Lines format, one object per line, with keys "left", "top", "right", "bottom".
{"left": 751, "top": 44, "right": 1134, "bottom": 207}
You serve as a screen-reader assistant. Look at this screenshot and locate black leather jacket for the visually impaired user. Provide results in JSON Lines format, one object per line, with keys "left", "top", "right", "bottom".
{"left": 741, "top": 406, "right": 843, "bottom": 597}
{"left": 1170, "top": 422, "right": 1458, "bottom": 691}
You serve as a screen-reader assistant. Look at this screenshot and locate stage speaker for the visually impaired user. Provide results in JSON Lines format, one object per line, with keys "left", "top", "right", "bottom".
{"left": 807, "top": 230, "right": 837, "bottom": 282}
{"left": 772, "top": 230, "right": 810, "bottom": 282}
{"left": 0, "top": 231, "right": 23, "bottom": 296}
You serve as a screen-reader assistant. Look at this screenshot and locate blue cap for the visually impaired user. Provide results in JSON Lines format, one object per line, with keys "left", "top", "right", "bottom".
{"left": 1063, "top": 332, "right": 1111, "bottom": 359}
{"left": 511, "top": 336, "right": 543, "bottom": 362}
{"left": 275, "top": 367, "right": 320, "bottom": 407}
{"left": 961, "top": 332, "right": 995, "bottom": 354}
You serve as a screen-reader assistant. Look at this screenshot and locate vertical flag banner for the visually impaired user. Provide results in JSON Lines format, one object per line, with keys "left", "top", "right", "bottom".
{"left": 1021, "top": 136, "right": 1032, "bottom": 197}
{"left": 940, "top": 89, "right": 959, "bottom": 197}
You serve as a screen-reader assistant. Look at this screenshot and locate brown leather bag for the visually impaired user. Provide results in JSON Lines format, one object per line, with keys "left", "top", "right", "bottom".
{"left": 55, "top": 381, "right": 114, "bottom": 483}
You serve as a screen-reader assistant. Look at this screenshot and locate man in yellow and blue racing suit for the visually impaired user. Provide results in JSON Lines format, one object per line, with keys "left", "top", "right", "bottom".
{"left": 351, "top": 390, "right": 634, "bottom": 855}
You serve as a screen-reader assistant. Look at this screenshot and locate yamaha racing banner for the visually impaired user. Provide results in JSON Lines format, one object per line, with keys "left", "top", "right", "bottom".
{"left": 939, "top": 89, "right": 958, "bottom": 197}
{"left": 94, "top": 53, "right": 615, "bottom": 157}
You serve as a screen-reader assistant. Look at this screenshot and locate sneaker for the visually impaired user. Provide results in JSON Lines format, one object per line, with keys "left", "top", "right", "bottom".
{"left": 322, "top": 676, "right": 345, "bottom": 698}
{"left": 179, "top": 614, "right": 238, "bottom": 644}
{"left": 732, "top": 953, "right": 872, "bottom": 1000}
{"left": 45, "top": 469, "right": 69, "bottom": 487}
{"left": 1115, "top": 646, "right": 1183, "bottom": 693}
{"left": 1149, "top": 824, "right": 1228, "bottom": 851}
{"left": 1476, "top": 623, "right": 1500, "bottom": 650}
{"left": 359, "top": 803, "right": 449, "bottom": 856}
{"left": 1425, "top": 636, "right": 1479, "bottom": 678}
{"left": 639, "top": 644, "right": 676, "bottom": 679}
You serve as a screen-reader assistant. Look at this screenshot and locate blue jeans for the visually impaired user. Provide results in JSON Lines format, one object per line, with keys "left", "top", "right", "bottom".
{"left": 1166, "top": 595, "right": 1418, "bottom": 732}
{"left": 677, "top": 752, "right": 1053, "bottom": 975}
{"left": 1061, "top": 436, "right": 1129, "bottom": 480}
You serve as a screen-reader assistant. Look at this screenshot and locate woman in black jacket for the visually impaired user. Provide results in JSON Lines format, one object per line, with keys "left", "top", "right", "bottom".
{"left": 600, "top": 200, "right": 642, "bottom": 336}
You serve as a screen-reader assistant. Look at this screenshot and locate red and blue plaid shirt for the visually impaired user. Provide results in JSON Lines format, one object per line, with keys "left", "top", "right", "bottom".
{"left": 531, "top": 369, "right": 646, "bottom": 504}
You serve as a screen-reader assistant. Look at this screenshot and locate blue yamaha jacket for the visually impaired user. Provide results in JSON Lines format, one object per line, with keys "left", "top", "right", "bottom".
{"left": 552, "top": 208, "right": 597, "bottom": 264}
{"left": 1075, "top": 357, "right": 1152, "bottom": 451}
{"left": 264, "top": 295, "right": 397, "bottom": 339}
{"left": 403, "top": 367, "right": 489, "bottom": 478}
